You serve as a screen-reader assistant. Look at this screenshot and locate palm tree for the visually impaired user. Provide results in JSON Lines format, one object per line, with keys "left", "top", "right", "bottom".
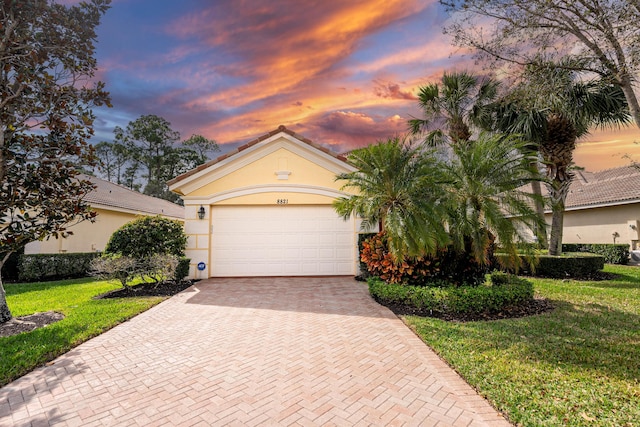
{"left": 492, "top": 64, "right": 631, "bottom": 255}
{"left": 442, "top": 132, "right": 545, "bottom": 266}
{"left": 333, "top": 136, "right": 449, "bottom": 261}
{"left": 408, "top": 71, "right": 499, "bottom": 146}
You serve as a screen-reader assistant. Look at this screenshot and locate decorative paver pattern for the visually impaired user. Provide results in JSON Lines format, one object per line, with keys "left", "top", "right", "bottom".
{"left": 0, "top": 277, "right": 511, "bottom": 426}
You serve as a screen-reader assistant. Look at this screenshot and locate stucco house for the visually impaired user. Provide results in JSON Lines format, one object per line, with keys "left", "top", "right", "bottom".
{"left": 168, "top": 125, "right": 365, "bottom": 279}
{"left": 546, "top": 166, "right": 640, "bottom": 249}
{"left": 25, "top": 174, "right": 184, "bottom": 255}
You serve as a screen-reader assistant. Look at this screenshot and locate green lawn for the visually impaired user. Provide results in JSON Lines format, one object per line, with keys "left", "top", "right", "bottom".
{"left": 0, "top": 278, "right": 165, "bottom": 387}
{"left": 404, "top": 264, "right": 640, "bottom": 427}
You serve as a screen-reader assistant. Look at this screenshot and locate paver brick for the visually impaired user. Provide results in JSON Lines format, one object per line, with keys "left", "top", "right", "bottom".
{"left": 0, "top": 277, "right": 510, "bottom": 426}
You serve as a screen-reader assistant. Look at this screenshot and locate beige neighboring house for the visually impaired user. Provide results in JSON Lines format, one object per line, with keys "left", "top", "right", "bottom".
{"left": 24, "top": 174, "right": 184, "bottom": 255}
{"left": 168, "top": 125, "right": 366, "bottom": 279}
{"left": 550, "top": 166, "right": 640, "bottom": 249}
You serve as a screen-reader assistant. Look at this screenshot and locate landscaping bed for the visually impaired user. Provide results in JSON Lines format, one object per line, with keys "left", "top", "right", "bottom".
{"left": 94, "top": 279, "right": 194, "bottom": 299}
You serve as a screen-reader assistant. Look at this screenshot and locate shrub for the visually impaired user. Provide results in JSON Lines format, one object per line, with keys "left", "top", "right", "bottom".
{"left": 104, "top": 216, "right": 187, "bottom": 259}
{"left": 18, "top": 252, "right": 101, "bottom": 282}
{"left": 90, "top": 254, "right": 139, "bottom": 289}
{"left": 91, "top": 253, "right": 182, "bottom": 289}
{"left": 360, "top": 233, "right": 490, "bottom": 287}
{"left": 175, "top": 257, "right": 190, "bottom": 282}
{"left": 495, "top": 252, "right": 604, "bottom": 278}
{"left": 562, "top": 243, "right": 629, "bottom": 265}
{"left": 357, "top": 233, "right": 377, "bottom": 279}
{"left": 368, "top": 274, "right": 534, "bottom": 317}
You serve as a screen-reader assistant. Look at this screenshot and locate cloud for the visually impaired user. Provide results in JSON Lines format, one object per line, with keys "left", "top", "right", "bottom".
{"left": 373, "top": 80, "right": 416, "bottom": 100}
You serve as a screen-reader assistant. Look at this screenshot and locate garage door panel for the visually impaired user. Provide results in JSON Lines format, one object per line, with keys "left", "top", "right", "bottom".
{"left": 211, "top": 206, "right": 355, "bottom": 277}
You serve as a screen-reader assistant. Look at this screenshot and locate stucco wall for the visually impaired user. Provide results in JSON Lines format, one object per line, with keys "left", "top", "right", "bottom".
{"left": 545, "top": 203, "right": 640, "bottom": 248}
{"left": 24, "top": 208, "right": 183, "bottom": 255}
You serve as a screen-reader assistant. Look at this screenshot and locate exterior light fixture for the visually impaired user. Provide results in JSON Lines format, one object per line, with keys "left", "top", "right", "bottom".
{"left": 198, "top": 205, "right": 206, "bottom": 220}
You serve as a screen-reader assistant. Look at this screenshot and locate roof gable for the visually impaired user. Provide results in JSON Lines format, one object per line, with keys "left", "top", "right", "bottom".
{"left": 168, "top": 125, "right": 354, "bottom": 196}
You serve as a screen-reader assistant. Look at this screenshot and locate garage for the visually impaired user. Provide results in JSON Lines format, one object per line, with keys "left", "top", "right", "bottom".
{"left": 168, "top": 125, "right": 362, "bottom": 279}
{"left": 211, "top": 205, "right": 356, "bottom": 276}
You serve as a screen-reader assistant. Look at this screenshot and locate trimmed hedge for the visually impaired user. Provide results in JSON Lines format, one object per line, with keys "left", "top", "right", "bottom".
{"left": 0, "top": 247, "right": 24, "bottom": 282}
{"left": 562, "top": 243, "right": 629, "bottom": 265}
{"left": 368, "top": 273, "right": 534, "bottom": 317}
{"left": 19, "top": 252, "right": 101, "bottom": 282}
{"left": 495, "top": 252, "right": 604, "bottom": 279}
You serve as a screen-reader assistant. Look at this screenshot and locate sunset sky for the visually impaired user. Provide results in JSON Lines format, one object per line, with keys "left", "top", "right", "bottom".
{"left": 84, "top": 0, "right": 640, "bottom": 172}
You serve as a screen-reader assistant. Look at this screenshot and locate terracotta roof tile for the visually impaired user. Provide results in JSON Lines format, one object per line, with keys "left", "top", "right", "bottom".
{"left": 168, "top": 125, "right": 349, "bottom": 186}
{"left": 555, "top": 165, "right": 640, "bottom": 209}
{"left": 82, "top": 174, "right": 184, "bottom": 219}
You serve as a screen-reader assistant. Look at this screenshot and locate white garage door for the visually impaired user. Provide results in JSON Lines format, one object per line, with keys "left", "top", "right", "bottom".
{"left": 210, "top": 205, "right": 356, "bottom": 276}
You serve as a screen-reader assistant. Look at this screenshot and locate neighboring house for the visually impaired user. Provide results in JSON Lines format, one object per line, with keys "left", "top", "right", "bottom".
{"left": 25, "top": 174, "right": 184, "bottom": 255}
{"left": 547, "top": 166, "right": 640, "bottom": 249}
{"left": 168, "top": 125, "right": 365, "bottom": 279}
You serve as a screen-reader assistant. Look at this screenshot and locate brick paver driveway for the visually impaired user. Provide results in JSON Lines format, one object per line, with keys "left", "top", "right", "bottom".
{"left": 1, "top": 277, "right": 510, "bottom": 426}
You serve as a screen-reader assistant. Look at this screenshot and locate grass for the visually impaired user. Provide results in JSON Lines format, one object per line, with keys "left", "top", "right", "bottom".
{"left": 0, "top": 277, "right": 165, "bottom": 387}
{"left": 403, "top": 264, "right": 640, "bottom": 427}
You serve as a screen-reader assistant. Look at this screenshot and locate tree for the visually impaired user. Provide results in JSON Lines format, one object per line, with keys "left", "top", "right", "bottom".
{"left": 0, "top": 0, "right": 111, "bottom": 323}
{"left": 442, "top": 132, "right": 544, "bottom": 266}
{"left": 441, "top": 0, "right": 640, "bottom": 128}
{"left": 490, "top": 64, "right": 630, "bottom": 254}
{"left": 100, "top": 117, "right": 219, "bottom": 202}
{"left": 408, "top": 71, "right": 499, "bottom": 146}
{"left": 183, "top": 134, "right": 219, "bottom": 163}
{"left": 94, "top": 141, "right": 129, "bottom": 184}
{"left": 334, "top": 137, "right": 450, "bottom": 261}
{"left": 114, "top": 115, "right": 181, "bottom": 199}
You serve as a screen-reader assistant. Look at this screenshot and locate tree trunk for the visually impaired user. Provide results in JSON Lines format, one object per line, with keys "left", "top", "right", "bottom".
{"left": 546, "top": 176, "right": 572, "bottom": 256}
{"left": 0, "top": 276, "right": 12, "bottom": 324}
{"left": 619, "top": 73, "right": 640, "bottom": 129}
{"left": 530, "top": 168, "right": 548, "bottom": 249}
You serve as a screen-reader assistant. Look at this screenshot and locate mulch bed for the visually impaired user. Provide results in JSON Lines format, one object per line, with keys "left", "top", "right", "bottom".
{"left": 94, "top": 280, "right": 194, "bottom": 299}
{"left": 0, "top": 311, "right": 65, "bottom": 338}
{"left": 378, "top": 296, "right": 555, "bottom": 322}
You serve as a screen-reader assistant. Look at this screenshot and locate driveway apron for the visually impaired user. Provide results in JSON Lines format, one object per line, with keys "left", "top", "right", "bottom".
{"left": 0, "top": 277, "right": 510, "bottom": 426}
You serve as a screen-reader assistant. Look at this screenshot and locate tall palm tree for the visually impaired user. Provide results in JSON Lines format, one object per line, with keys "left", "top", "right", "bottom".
{"left": 333, "top": 137, "right": 449, "bottom": 261}
{"left": 409, "top": 71, "right": 499, "bottom": 146}
{"left": 492, "top": 64, "right": 631, "bottom": 255}
{"left": 442, "top": 132, "right": 545, "bottom": 266}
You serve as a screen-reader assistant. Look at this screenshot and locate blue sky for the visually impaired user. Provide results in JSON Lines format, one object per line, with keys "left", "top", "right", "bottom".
{"left": 80, "top": 0, "right": 640, "bottom": 170}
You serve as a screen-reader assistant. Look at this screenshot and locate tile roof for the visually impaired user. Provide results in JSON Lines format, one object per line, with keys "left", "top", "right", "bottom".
{"left": 81, "top": 174, "right": 184, "bottom": 219}
{"left": 561, "top": 165, "right": 640, "bottom": 209}
{"left": 167, "top": 125, "right": 350, "bottom": 186}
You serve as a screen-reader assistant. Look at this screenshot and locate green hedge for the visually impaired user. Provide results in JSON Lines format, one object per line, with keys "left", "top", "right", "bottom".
{"left": 19, "top": 252, "right": 101, "bottom": 282}
{"left": 0, "top": 247, "right": 24, "bottom": 282}
{"left": 562, "top": 243, "right": 629, "bottom": 265}
{"left": 368, "top": 273, "right": 534, "bottom": 317}
{"left": 495, "top": 252, "right": 604, "bottom": 278}
{"left": 175, "top": 257, "right": 190, "bottom": 281}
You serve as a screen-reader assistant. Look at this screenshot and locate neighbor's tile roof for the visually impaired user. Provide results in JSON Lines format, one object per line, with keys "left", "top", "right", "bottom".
{"left": 563, "top": 165, "right": 640, "bottom": 209}
{"left": 168, "top": 125, "right": 349, "bottom": 186}
{"left": 82, "top": 174, "right": 184, "bottom": 219}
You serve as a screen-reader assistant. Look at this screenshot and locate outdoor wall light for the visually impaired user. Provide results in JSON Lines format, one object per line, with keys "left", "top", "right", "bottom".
{"left": 198, "top": 205, "right": 206, "bottom": 220}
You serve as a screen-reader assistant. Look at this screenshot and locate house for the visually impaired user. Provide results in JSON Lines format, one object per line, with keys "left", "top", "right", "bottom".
{"left": 24, "top": 174, "right": 184, "bottom": 255}
{"left": 547, "top": 166, "right": 640, "bottom": 249}
{"left": 168, "top": 125, "right": 364, "bottom": 279}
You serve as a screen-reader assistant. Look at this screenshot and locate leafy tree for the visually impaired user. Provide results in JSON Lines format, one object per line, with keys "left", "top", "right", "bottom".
{"left": 0, "top": 0, "right": 111, "bottom": 323}
{"left": 490, "top": 64, "right": 630, "bottom": 254}
{"left": 94, "top": 141, "right": 129, "bottom": 184}
{"left": 183, "top": 134, "right": 219, "bottom": 163}
{"left": 334, "top": 137, "right": 450, "bottom": 260}
{"left": 441, "top": 0, "right": 640, "bottom": 128}
{"left": 114, "top": 115, "right": 181, "bottom": 199}
{"left": 408, "top": 71, "right": 499, "bottom": 146}
{"left": 98, "top": 117, "right": 219, "bottom": 202}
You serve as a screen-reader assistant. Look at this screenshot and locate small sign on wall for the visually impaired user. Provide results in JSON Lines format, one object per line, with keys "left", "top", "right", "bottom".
{"left": 197, "top": 262, "right": 206, "bottom": 271}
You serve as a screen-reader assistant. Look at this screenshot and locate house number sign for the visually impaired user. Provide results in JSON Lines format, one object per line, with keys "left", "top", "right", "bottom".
{"left": 277, "top": 199, "right": 289, "bottom": 205}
